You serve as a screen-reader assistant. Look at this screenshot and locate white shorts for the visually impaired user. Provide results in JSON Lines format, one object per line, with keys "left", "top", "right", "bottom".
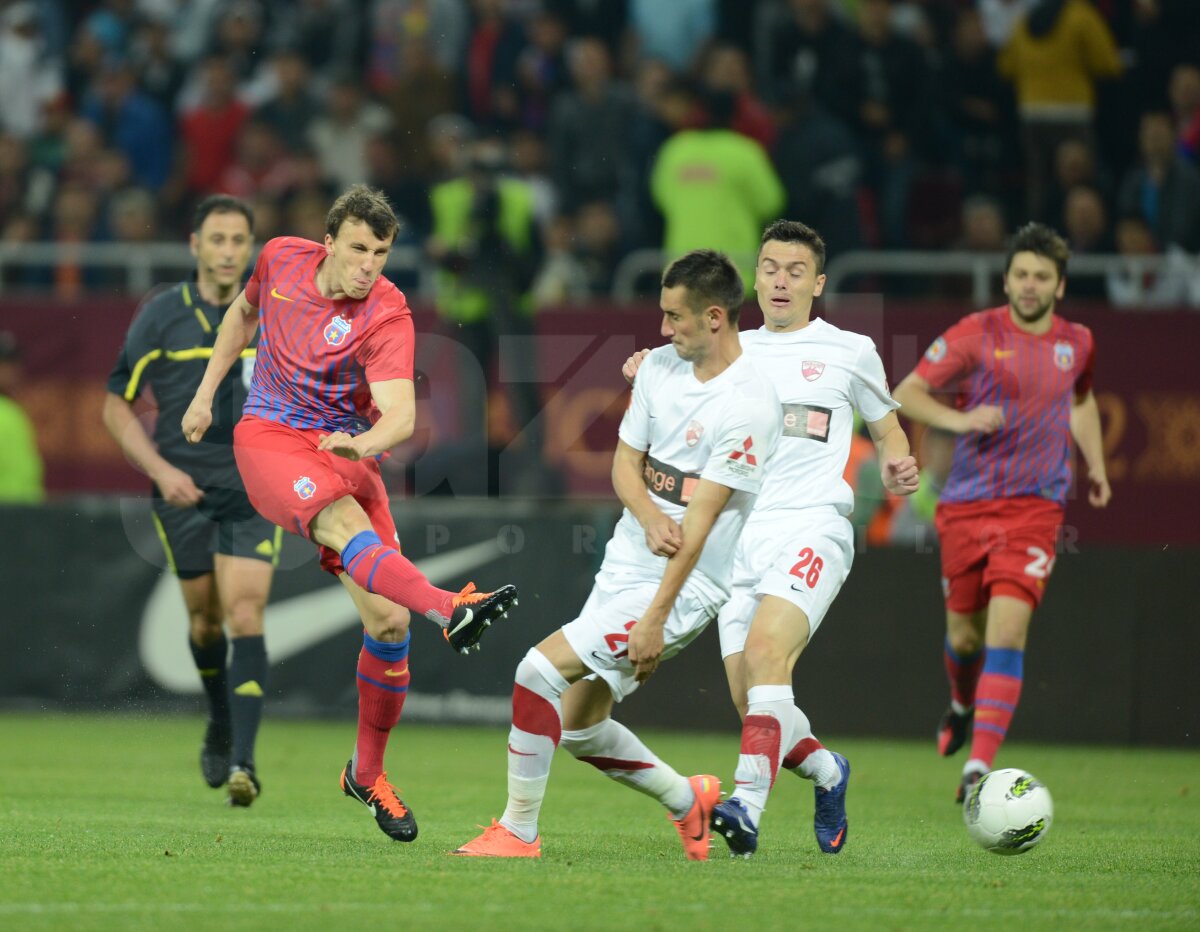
{"left": 716, "top": 509, "right": 854, "bottom": 659}
{"left": 561, "top": 572, "right": 719, "bottom": 702}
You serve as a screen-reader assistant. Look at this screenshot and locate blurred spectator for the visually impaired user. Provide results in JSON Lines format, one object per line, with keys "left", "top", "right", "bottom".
{"left": 428, "top": 138, "right": 540, "bottom": 444}
{"left": 364, "top": 132, "right": 430, "bottom": 240}
{"left": 531, "top": 213, "right": 589, "bottom": 307}
{"left": 307, "top": 71, "right": 394, "bottom": 191}
{"left": 1043, "top": 138, "right": 1110, "bottom": 231}
{"left": 1169, "top": 63, "right": 1200, "bottom": 163}
{"left": 1117, "top": 111, "right": 1200, "bottom": 251}
{"left": 1106, "top": 215, "right": 1199, "bottom": 309}
{"left": 773, "top": 93, "right": 864, "bottom": 258}
{"left": 547, "top": 36, "right": 638, "bottom": 213}
{"left": 515, "top": 8, "right": 569, "bottom": 131}
{"left": 759, "top": 0, "right": 857, "bottom": 116}
{"left": 998, "top": 0, "right": 1122, "bottom": 223}
{"left": 0, "top": 331, "right": 45, "bottom": 503}
{"left": 650, "top": 89, "right": 784, "bottom": 282}
{"left": 273, "top": 0, "right": 362, "bottom": 77}
{"left": 255, "top": 48, "right": 321, "bottom": 152}
{"left": 508, "top": 129, "right": 557, "bottom": 230}
{"left": 846, "top": 0, "right": 932, "bottom": 248}
{"left": 369, "top": 0, "right": 470, "bottom": 91}
{"left": 205, "top": 1, "right": 268, "bottom": 84}
{"left": 285, "top": 189, "right": 330, "bottom": 242}
{"left": 698, "top": 43, "right": 776, "bottom": 150}
{"left": 573, "top": 200, "right": 622, "bottom": 294}
{"left": 546, "top": 0, "right": 627, "bottom": 53}
{"left": 385, "top": 36, "right": 460, "bottom": 180}
{"left": 940, "top": 7, "right": 1014, "bottom": 197}
{"left": 129, "top": 13, "right": 186, "bottom": 112}
{"left": 463, "top": 0, "right": 525, "bottom": 130}
{"left": 179, "top": 56, "right": 251, "bottom": 196}
{"left": 48, "top": 182, "right": 100, "bottom": 297}
{"left": 957, "top": 195, "right": 1008, "bottom": 252}
{"left": 426, "top": 111, "right": 474, "bottom": 183}
{"left": 0, "top": 134, "right": 55, "bottom": 226}
{"left": 628, "top": 0, "right": 715, "bottom": 72}
{"left": 107, "top": 185, "right": 159, "bottom": 243}
{"left": 247, "top": 192, "right": 283, "bottom": 241}
{"left": 0, "top": 1, "right": 65, "bottom": 140}
{"left": 217, "top": 120, "right": 297, "bottom": 200}
{"left": 977, "top": 0, "right": 1035, "bottom": 48}
{"left": 1062, "top": 185, "right": 1112, "bottom": 255}
{"left": 81, "top": 60, "right": 173, "bottom": 190}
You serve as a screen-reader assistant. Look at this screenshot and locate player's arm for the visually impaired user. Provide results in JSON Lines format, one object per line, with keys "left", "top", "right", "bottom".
{"left": 892, "top": 372, "right": 1004, "bottom": 434}
{"left": 318, "top": 378, "right": 416, "bottom": 461}
{"left": 1070, "top": 389, "right": 1112, "bottom": 508}
{"left": 102, "top": 393, "right": 203, "bottom": 507}
{"left": 866, "top": 410, "right": 920, "bottom": 496}
{"left": 612, "top": 439, "right": 682, "bottom": 556}
{"left": 627, "top": 478, "right": 734, "bottom": 682}
{"left": 182, "top": 290, "right": 259, "bottom": 443}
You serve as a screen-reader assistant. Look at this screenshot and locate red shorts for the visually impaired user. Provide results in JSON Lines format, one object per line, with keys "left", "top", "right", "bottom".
{"left": 934, "top": 497, "right": 1064, "bottom": 614}
{"left": 233, "top": 415, "right": 399, "bottom": 575}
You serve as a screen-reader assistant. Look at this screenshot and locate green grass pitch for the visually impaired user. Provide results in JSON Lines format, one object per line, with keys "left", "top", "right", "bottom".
{"left": 1, "top": 713, "right": 1196, "bottom": 931}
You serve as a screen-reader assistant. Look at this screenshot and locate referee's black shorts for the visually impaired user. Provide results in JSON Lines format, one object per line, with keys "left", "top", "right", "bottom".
{"left": 151, "top": 485, "right": 280, "bottom": 579}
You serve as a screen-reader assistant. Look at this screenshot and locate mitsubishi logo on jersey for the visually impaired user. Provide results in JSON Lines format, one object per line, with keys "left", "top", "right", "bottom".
{"left": 686, "top": 419, "right": 704, "bottom": 447}
{"left": 324, "top": 315, "right": 352, "bottom": 346}
{"left": 729, "top": 437, "right": 757, "bottom": 466}
{"left": 802, "top": 360, "right": 826, "bottom": 381}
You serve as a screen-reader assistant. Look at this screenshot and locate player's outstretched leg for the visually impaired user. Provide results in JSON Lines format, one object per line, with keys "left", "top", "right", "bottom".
{"left": 339, "top": 530, "right": 518, "bottom": 654}
{"left": 956, "top": 646, "right": 1024, "bottom": 801}
{"left": 812, "top": 752, "right": 850, "bottom": 854}
{"left": 444, "top": 583, "right": 520, "bottom": 655}
{"left": 341, "top": 760, "right": 418, "bottom": 841}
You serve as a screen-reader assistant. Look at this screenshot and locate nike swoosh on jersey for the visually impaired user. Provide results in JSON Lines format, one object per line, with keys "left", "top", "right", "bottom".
{"left": 139, "top": 538, "right": 504, "bottom": 694}
{"left": 993, "top": 349, "right": 1014, "bottom": 358}
{"left": 270, "top": 287, "right": 294, "bottom": 302}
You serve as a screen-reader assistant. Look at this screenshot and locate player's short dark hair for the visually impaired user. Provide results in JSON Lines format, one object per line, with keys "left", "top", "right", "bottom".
{"left": 192, "top": 194, "right": 254, "bottom": 233}
{"left": 661, "top": 249, "right": 745, "bottom": 325}
{"left": 1006, "top": 222, "right": 1070, "bottom": 279}
{"left": 760, "top": 219, "right": 827, "bottom": 273}
{"left": 326, "top": 185, "right": 399, "bottom": 243}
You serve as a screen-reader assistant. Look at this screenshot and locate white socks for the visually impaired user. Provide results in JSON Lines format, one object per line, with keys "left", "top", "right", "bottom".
{"left": 500, "top": 649, "right": 568, "bottom": 843}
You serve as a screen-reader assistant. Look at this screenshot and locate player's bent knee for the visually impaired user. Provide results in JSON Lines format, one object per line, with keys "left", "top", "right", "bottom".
{"left": 516, "top": 648, "right": 570, "bottom": 699}
{"left": 362, "top": 604, "right": 410, "bottom": 641}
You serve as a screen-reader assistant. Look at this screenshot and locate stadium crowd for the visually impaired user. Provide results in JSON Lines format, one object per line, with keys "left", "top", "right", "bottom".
{"left": 1, "top": 0, "right": 1199, "bottom": 306}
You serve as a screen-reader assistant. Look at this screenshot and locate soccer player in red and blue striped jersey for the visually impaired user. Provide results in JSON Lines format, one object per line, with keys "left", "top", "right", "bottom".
{"left": 181, "top": 186, "right": 519, "bottom": 841}
{"left": 893, "top": 223, "right": 1112, "bottom": 802}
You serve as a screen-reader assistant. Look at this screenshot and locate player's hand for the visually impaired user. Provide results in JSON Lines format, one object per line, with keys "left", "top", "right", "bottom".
{"left": 627, "top": 618, "right": 664, "bottom": 683}
{"left": 318, "top": 431, "right": 366, "bottom": 461}
{"left": 642, "top": 512, "right": 682, "bottom": 557}
{"left": 181, "top": 398, "right": 212, "bottom": 444}
{"left": 621, "top": 348, "right": 650, "bottom": 385}
{"left": 958, "top": 404, "right": 1004, "bottom": 434}
{"left": 154, "top": 464, "right": 203, "bottom": 508}
{"left": 1087, "top": 468, "right": 1112, "bottom": 508}
{"left": 882, "top": 455, "right": 920, "bottom": 496}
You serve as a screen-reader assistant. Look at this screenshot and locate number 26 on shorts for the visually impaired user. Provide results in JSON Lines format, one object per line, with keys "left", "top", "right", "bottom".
{"left": 789, "top": 547, "right": 824, "bottom": 588}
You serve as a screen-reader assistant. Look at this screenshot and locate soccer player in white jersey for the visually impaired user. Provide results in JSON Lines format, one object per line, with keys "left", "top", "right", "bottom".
{"left": 453, "top": 249, "right": 783, "bottom": 860}
{"left": 626, "top": 220, "right": 920, "bottom": 857}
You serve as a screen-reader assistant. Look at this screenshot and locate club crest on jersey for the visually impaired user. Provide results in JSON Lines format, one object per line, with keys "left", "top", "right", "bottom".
{"left": 1053, "top": 340, "right": 1075, "bottom": 372}
{"left": 685, "top": 419, "right": 704, "bottom": 447}
{"left": 925, "top": 336, "right": 947, "bottom": 363}
{"left": 293, "top": 476, "right": 317, "bottom": 500}
{"left": 324, "top": 315, "right": 352, "bottom": 347}
{"left": 802, "top": 360, "right": 826, "bottom": 381}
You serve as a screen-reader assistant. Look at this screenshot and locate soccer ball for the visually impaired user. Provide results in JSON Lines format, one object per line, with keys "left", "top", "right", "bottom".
{"left": 962, "top": 768, "right": 1053, "bottom": 855}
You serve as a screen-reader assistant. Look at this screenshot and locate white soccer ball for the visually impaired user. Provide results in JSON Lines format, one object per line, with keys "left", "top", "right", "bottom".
{"left": 962, "top": 768, "right": 1054, "bottom": 855}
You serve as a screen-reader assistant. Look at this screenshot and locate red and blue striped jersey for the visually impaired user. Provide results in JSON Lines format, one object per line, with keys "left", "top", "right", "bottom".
{"left": 914, "top": 305, "right": 1094, "bottom": 506}
{"left": 242, "top": 237, "right": 414, "bottom": 433}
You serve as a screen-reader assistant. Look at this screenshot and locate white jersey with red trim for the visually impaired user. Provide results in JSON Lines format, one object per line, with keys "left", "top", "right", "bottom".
{"left": 604, "top": 345, "right": 782, "bottom": 606}
{"left": 742, "top": 318, "right": 898, "bottom": 517}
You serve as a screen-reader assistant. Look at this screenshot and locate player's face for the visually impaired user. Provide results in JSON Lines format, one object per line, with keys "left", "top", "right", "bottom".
{"left": 660, "top": 285, "right": 712, "bottom": 362}
{"left": 190, "top": 210, "right": 253, "bottom": 290}
{"left": 326, "top": 218, "right": 393, "bottom": 299}
{"left": 1004, "top": 251, "right": 1065, "bottom": 326}
{"left": 755, "top": 240, "right": 825, "bottom": 331}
